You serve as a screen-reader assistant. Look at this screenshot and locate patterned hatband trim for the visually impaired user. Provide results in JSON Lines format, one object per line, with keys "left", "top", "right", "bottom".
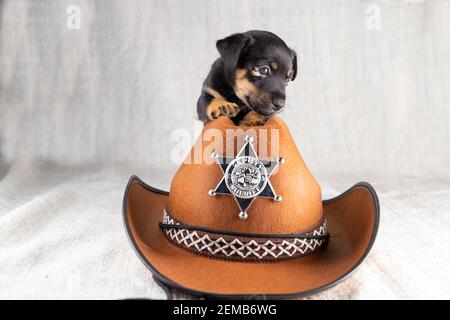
{"left": 159, "top": 210, "right": 329, "bottom": 262}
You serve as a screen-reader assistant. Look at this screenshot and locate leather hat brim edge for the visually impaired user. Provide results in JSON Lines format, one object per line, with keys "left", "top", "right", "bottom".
{"left": 122, "top": 175, "right": 380, "bottom": 299}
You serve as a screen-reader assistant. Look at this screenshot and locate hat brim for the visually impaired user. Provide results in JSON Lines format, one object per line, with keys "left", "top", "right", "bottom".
{"left": 123, "top": 175, "right": 379, "bottom": 299}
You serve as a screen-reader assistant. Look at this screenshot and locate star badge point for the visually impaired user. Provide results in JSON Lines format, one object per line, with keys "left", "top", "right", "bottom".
{"left": 208, "top": 135, "right": 283, "bottom": 220}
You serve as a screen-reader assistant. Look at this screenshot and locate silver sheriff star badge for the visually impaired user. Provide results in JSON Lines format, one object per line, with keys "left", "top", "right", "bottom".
{"left": 208, "top": 135, "right": 284, "bottom": 220}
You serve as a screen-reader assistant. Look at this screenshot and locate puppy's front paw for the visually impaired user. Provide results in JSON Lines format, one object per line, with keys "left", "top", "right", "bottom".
{"left": 207, "top": 100, "right": 240, "bottom": 119}
{"left": 222, "top": 102, "right": 240, "bottom": 117}
{"left": 238, "top": 111, "right": 266, "bottom": 126}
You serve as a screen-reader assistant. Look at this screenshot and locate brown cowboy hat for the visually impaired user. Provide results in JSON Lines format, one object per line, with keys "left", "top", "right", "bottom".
{"left": 123, "top": 116, "right": 379, "bottom": 299}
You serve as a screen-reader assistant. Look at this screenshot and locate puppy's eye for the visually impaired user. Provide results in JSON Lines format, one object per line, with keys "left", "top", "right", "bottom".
{"left": 255, "top": 65, "right": 271, "bottom": 77}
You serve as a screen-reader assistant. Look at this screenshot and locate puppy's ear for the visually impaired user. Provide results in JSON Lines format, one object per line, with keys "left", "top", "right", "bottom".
{"left": 290, "top": 49, "right": 298, "bottom": 81}
{"left": 216, "top": 33, "right": 254, "bottom": 69}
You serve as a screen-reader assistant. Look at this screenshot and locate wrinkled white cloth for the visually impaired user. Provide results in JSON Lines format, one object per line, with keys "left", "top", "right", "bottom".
{"left": 1, "top": 162, "right": 449, "bottom": 299}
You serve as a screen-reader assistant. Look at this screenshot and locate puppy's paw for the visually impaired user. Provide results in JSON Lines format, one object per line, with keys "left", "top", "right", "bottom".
{"left": 221, "top": 103, "right": 240, "bottom": 117}
{"left": 207, "top": 100, "right": 240, "bottom": 119}
{"left": 238, "top": 111, "right": 266, "bottom": 126}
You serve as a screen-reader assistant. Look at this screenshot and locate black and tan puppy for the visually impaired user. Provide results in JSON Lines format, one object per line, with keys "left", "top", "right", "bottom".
{"left": 197, "top": 30, "right": 297, "bottom": 126}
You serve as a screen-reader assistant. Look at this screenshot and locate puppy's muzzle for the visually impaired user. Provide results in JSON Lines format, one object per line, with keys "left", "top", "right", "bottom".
{"left": 272, "top": 98, "right": 285, "bottom": 110}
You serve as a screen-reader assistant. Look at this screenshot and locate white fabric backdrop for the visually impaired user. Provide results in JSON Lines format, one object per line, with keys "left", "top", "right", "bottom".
{"left": 0, "top": 0, "right": 449, "bottom": 299}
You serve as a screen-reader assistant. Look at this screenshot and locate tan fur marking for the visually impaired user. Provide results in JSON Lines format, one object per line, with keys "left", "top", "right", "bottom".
{"left": 250, "top": 69, "right": 260, "bottom": 77}
{"left": 238, "top": 111, "right": 266, "bottom": 126}
{"left": 271, "top": 62, "right": 279, "bottom": 70}
{"left": 234, "top": 69, "right": 257, "bottom": 107}
{"left": 205, "top": 87, "right": 225, "bottom": 100}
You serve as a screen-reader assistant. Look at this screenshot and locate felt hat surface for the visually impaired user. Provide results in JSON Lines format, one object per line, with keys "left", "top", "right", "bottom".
{"left": 123, "top": 116, "right": 379, "bottom": 299}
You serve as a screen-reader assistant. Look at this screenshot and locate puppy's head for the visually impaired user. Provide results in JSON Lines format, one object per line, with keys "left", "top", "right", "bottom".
{"left": 216, "top": 30, "right": 297, "bottom": 116}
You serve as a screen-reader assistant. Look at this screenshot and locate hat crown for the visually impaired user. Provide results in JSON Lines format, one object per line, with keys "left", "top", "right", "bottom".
{"left": 167, "top": 116, "right": 323, "bottom": 234}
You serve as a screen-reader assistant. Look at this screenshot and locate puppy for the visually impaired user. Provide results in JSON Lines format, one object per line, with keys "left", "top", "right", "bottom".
{"left": 197, "top": 30, "right": 297, "bottom": 126}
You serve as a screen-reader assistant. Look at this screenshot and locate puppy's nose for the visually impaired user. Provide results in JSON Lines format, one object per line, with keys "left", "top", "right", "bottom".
{"left": 272, "top": 98, "right": 285, "bottom": 110}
